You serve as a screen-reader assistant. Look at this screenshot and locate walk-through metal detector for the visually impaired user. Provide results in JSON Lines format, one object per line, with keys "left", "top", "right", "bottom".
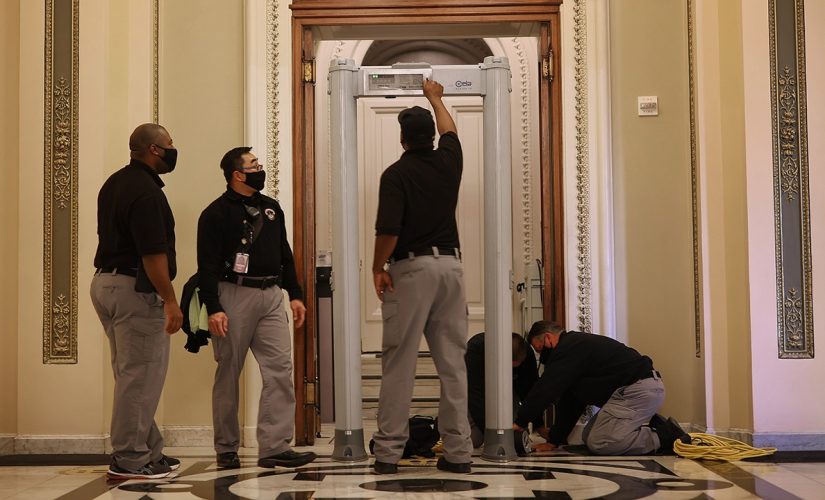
{"left": 328, "top": 56, "right": 518, "bottom": 463}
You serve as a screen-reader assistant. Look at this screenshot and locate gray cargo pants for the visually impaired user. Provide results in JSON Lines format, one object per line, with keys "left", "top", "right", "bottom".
{"left": 581, "top": 373, "right": 665, "bottom": 455}
{"left": 372, "top": 254, "right": 473, "bottom": 464}
{"left": 212, "top": 282, "right": 295, "bottom": 458}
{"left": 90, "top": 272, "right": 170, "bottom": 470}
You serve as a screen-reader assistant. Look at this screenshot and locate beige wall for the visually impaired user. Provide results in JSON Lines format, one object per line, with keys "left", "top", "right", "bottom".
{"left": 158, "top": 0, "right": 245, "bottom": 427}
{"left": 609, "top": 1, "right": 705, "bottom": 423}
{"left": 0, "top": 0, "right": 20, "bottom": 436}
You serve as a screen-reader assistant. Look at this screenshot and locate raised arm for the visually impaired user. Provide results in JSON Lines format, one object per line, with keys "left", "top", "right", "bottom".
{"left": 423, "top": 79, "right": 457, "bottom": 136}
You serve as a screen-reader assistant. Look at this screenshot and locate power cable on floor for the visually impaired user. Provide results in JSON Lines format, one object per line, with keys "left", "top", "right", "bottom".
{"left": 674, "top": 433, "right": 777, "bottom": 461}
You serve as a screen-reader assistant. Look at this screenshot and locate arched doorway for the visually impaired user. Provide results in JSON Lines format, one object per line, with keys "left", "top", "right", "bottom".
{"left": 290, "top": 2, "right": 564, "bottom": 444}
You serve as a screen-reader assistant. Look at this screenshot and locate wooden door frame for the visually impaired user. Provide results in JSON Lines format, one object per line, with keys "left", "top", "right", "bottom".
{"left": 290, "top": 0, "right": 564, "bottom": 445}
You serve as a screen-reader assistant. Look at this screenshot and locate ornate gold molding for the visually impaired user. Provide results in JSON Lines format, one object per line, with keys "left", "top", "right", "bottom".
{"left": 769, "top": 0, "right": 813, "bottom": 358}
{"left": 510, "top": 37, "right": 534, "bottom": 267}
{"left": 265, "top": 0, "right": 281, "bottom": 197}
{"left": 43, "top": 0, "right": 79, "bottom": 363}
{"left": 573, "top": 0, "right": 592, "bottom": 333}
{"left": 152, "top": 0, "right": 159, "bottom": 123}
{"left": 687, "top": 0, "right": 702, "bottom": 358}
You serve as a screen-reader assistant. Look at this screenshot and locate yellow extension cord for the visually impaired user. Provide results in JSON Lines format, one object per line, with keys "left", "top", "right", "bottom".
{"left": 674, "top": 433, "right": 777, "bottom": 461}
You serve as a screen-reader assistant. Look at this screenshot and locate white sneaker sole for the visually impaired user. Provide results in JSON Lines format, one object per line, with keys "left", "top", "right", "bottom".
{"left": 107, "top": 468, "right": 171, "bottom": 479}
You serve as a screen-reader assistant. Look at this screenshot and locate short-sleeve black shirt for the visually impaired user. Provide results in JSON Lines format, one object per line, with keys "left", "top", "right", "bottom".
{"left": 515, "top": 332, "right": 655, "bottom": 443}
{"left": 196, "top": 188, "right": 303, "bottom": 315}
{"left": 375, "top": 131, "right": 462, "bottom": 260}
{"left": 93, "top": 160, "right": 176, "bottom": 288}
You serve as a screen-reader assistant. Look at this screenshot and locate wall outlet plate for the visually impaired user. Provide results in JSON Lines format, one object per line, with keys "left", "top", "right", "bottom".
{"left": 638, "top": 96, "right": 659, "bottom": 116}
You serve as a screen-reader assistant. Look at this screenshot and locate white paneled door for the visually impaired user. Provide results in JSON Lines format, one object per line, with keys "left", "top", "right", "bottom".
{"left": 358, "top": 96, "right": 486, "bottom": 352}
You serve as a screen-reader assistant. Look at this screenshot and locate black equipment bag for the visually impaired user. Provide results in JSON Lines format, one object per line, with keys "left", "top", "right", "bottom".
{"left": 369, "top": 415, "right": 440, "bottom": 458}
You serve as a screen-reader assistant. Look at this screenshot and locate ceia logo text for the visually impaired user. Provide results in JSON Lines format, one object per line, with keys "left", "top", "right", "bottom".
{"left": 455, "top": 80, "right": 473, "bottom": 88}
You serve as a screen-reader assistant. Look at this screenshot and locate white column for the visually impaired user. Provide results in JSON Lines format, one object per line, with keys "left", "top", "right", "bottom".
{"left": 241, "top": 0, "right": 267, "bottom": 447}
{"left": 328, "top": 58, "right": 367, "bottom": 462}
{"left": 480, "top": 56, "right": 518, "bottom": 462}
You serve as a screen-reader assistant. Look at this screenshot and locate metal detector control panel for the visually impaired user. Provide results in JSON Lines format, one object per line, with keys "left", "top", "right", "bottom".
{"left": 359, "top": 63, "right": 484, "bottom": 96}
{"left": 367, "top": 70, "right": 430, "bottom": 93}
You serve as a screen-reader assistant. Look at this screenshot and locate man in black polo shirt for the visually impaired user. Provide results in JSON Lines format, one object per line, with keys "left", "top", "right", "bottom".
{"left": 513, "top": 321, "right": 690, "bottom": 455}
{"left": 91, "top": 123, "right": 183, "bottom": 479}
{"left": 197, "top": 147, "right": 316, "bottom": 470}
{"left": 465, "top": 332, "right": 544, "bottom": 450}
{"left": 370, "top": 79, "right": 473, "bottom": 474}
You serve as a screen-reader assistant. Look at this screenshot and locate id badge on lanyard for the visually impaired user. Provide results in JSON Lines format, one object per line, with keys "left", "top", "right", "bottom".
{"left": 233, "top": 253, "right": 250, "bottom": 274}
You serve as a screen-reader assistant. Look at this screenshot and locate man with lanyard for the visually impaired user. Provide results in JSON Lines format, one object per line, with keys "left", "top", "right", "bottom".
{"left": 513, "top": 321, "right": 690, "bottom": 455}
{"left": 91, "top": 123, "right": 183, "bottom": 479}
{"left": 197, "top": 147, "right": 316, "bottom": 469}
{"left": 371, "top": 79, "right": 473, "bottom": 474}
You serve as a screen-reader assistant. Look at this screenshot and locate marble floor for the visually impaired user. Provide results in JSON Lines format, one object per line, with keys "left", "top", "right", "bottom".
{"left": 2, "top": 427, "right": 825, "bottom": 500}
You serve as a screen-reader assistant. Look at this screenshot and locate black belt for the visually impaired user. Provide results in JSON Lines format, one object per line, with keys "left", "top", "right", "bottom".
{"left": 95, "top": 267, "right": 137, "bottom": 277}
{"left": 390, "top": 246, "right": 461, "bottom": 263}
{"left": 222, "top": 274, "right": 281, "bottom": 290}
{"left": 638, "top": 369, "right": 662, "bottom": 381}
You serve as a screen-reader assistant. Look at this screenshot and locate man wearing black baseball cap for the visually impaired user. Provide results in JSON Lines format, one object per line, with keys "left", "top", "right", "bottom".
{"left": 371, "top": 79, "right": 473, "bottom": 474}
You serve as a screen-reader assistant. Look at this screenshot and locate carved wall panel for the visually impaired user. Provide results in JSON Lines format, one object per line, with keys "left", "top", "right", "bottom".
{"left": 43, "top": 0, "right": 79, "bottom": 363}
{"left": 769, "top": 0, "right": 813, "bottom": 358}
{"left": 688, "top": 0, "right": 701, "bottom": 357}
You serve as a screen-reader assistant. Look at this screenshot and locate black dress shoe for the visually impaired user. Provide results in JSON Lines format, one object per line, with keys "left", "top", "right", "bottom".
{"left": 436, "top": 456, "right": 471, "bottom": 473}
{"left": 648, "top": 413, "right": 667, "bottom": 429}
{"left": 654, "top": 417, "right": 691, "bottom": 454}
{"left": 216, "top": 452, "right": 241, "bottom": 469}
{"left": 373, "top": 460, "right": 398, "bottom": 474}
{"left": 258, "top": 449, "right": 317, "bottom": 468}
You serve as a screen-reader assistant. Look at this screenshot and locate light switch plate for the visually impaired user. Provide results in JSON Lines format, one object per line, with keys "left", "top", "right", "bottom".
{"left": 638, "top": 96, "right": 658, "bottom": 116}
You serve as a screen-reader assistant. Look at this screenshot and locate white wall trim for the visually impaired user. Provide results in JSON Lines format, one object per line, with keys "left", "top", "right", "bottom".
{"left": 162, "top": 426, "right": 215, "bottom": 448}
{"left": 126, "top": 0, "right": 155, "bottom": 125}
{"left": 753, "top": 433, "right": 825, "bottom": 451}
{"left": 12, "top": 435, "right": 108, "bottom": 454}
{"left": 561, "top": 0, "right": 616, "bottom": 338}
{"left": 0, "top": 434, "right": 14, "bottom": 455}
{"left": 244, "top": 0, "right": 268, "bottom": 168}
{"left": 688, "top": 424, "right": 753, "bottom": 445}
{"left": 588, "top": 0, "right": 617, "bottom": 340}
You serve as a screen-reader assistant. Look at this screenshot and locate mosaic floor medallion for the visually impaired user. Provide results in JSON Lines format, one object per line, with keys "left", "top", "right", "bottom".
{"left": 104, "top": 457, "right": 734, "bottom": 499}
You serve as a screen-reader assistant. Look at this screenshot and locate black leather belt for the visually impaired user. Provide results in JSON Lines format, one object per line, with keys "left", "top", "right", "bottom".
{"left": 95, "top": 267, "right": 137, "bottom": 277}
{"left": 638, "top": 369, "right": 662, "bottom": 381}
{"left": 390, "top": 246, "right": 461, "bottom": 263}
{"left": 222, "top": 274, "right": 281, "bottom": 290}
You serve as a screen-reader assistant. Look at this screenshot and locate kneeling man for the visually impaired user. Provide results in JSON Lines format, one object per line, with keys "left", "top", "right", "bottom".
{"left": 514, "top": 321, "right": 689, "bottom": 455}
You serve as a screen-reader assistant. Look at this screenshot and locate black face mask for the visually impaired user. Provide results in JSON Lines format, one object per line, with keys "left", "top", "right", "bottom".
{"left": 155, "top": 145, "right": 178, "bottom": 173}
{"left": 243, "top": 170, "right": 266, "bottom": 191}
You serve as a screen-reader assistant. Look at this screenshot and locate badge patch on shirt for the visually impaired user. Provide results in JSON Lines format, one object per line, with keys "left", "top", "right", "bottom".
{"left": 264, "top": 208, "right": 276, "bottom": 221}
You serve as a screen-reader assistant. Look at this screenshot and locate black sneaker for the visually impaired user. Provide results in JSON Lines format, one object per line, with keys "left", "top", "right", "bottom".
{"left": 107, "top": 461, "right": 172, "bottom": 479}
{"left": 373, "top": 460, "right": 398, "bottom": 474}
{"left": 436, "top": 456, "right": 471, "bottom": 473}
{"left": 156, "top": 454, "right": 180, "bottom": 471}
{"left": 217, "top": 452, "right": 241, "bottom": 469}
{"left": 258, "top": 449, "right": 317, "bottom": 468}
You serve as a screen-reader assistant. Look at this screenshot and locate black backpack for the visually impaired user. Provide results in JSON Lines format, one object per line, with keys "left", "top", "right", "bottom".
{"left": 369, "top": 415, "right": 440, "bottom": 458}
{"left": 404, "top": 416, "right": 440, "bottom": 458}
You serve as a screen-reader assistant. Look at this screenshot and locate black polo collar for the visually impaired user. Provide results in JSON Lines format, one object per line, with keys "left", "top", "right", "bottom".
{"left": 128, "top": 159, "right": 164, "bottom": 188}
{"left": 223, "top": 186, "right": 262, "bottom": 205}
